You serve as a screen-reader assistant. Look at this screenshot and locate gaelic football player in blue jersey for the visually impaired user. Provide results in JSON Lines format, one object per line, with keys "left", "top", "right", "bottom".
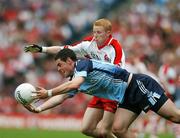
{"left": 27, "top": 49, "right": 180, "bottom": 138}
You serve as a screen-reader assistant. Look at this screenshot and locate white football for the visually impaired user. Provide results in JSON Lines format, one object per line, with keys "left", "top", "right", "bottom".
{"left": 14, "top": 83, "right": 35, "bottom": 105}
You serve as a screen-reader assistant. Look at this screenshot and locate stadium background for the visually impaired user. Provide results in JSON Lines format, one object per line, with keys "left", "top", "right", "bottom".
{"left": 0, "top": 0, "right": 179, "bottom": 137}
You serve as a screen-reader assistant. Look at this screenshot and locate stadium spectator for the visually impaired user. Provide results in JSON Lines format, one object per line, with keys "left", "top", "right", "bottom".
{"left": 158, "top": 51, "right": 177, "bottom": 101}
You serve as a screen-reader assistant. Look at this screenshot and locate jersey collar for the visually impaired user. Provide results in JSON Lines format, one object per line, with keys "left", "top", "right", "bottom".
{"left": 97, "top": 35, "right": 113, "bottom": 50}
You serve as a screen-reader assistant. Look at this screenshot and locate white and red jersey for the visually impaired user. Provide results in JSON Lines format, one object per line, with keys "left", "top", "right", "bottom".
{"left": 64, "top": 35, "right": 125, "bottom": 67}
{"left": 158, "top": 64, "right": 177, "bottom": 95}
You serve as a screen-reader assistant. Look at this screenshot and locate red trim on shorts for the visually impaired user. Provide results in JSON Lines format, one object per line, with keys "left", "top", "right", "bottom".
{"left": 87, "top": 96, "right": 117, "bottom": 113}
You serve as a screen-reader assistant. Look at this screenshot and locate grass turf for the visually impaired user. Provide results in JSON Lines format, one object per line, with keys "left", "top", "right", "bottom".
{"left": 145, "top": 133, "right": 174, "bottom": 138}
{"left": 0, "top": 128, "right": 175, "bottom": 138}
{"left": 0, "top": 128, "right": 89, "bottom": 138}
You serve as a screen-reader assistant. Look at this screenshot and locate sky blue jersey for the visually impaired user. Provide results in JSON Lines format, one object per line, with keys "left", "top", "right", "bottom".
{"left": 68, "top": 59, "right": 130, "bottom": 103}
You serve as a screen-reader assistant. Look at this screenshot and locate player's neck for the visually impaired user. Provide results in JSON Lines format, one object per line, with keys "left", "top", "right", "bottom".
{"left": 97, "top": 35, "right": 112, "bottom": 48}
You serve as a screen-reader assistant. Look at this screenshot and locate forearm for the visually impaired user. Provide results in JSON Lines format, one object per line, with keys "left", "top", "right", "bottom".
{"left": 50, "top": 81, "right": 77, "bottom": 96}
{"left": 43, "top": 46, "right": 62, "bottom": 54}
{"left": 38, "top": 94, "right": 70, "bottom": 112}
{"left": 36, "top": 77, "right": 84, "bottom": 99}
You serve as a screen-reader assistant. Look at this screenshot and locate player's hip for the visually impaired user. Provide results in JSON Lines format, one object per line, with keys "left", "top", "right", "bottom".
{"left": 119, "top": 73, "right": 166, "bottom": 113}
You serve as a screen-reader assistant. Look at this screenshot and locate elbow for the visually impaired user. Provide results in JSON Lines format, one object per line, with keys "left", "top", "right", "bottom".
{"left": 66, "top": 77, "right": 84, "bottom": 91}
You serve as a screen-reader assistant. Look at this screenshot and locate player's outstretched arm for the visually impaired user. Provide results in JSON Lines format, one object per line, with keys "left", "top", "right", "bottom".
{"left": 24, "top": 44, "right": 62, "bottom": 54}
{"left": 24, "top": 94, "right": 71, "bottom": 113}
{"left": 32, "top": 77, "right": 84, "bottom": 99}
{"left": 23, "top": 104, "right": 38, "bottom": 113}
{"left": 36, "top": 94, "right": 71, "bottom": 112}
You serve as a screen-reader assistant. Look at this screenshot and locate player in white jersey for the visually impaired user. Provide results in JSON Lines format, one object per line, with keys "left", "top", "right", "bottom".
{"left": 25, "top": 18, "right": 125, "bottom": 138}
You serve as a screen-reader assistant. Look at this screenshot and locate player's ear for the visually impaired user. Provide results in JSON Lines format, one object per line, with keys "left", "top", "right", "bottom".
{"left": 66, "top": 57, "right": 73, "bottom": 64}
{"left": 106, "top": 30, "right": 111, "bottom": 35}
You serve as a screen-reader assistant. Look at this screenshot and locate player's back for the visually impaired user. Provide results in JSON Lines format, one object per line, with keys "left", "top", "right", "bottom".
{"left": 76, "top": 59, "right": 129, "bottom": 102}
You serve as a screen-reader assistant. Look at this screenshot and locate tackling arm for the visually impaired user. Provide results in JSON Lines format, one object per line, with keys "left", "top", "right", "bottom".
{"left": 24, "top": 44, "right": 62, "bottom": 54}
{"left": 45, "top": 46, "right": 62, "bottom": 54}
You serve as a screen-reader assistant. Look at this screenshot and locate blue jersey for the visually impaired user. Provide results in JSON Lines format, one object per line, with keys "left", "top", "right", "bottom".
{"left": 66, "top": 59, "right": 168, "bottom": 114}
{"left": 68, "top": 59, "right": 130, "bottom": 103}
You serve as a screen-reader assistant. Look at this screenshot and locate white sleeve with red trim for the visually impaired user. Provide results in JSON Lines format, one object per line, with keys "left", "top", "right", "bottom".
{"left": 119, "top": 50, "right": 125, "bottom": 68}
{"left": 108, "top": 39, "right": 126, "bottom": 68}
{"left": 63, "top": 42, "right": 88, "bottom": 58}
{"left": 108, "top": 49, "right": 125, "bottom": 68}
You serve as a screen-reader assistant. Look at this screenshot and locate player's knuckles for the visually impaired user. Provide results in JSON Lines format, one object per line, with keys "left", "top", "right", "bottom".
{"left": 24, "top": 48, "right": 29, "bottom": 52}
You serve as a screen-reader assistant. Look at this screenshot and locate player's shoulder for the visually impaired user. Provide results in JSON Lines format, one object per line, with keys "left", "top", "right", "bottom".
{"left": 109, "top": 38, "right": 122, "bottom": 48}
{"left": 76, "top": 59, "right": 93, "bottom": 72}
{"left": 83, "top": 36, "right": 94, "bottom": 41}
{"left": 70, "top": 36, "right": 93, "bottom": 46}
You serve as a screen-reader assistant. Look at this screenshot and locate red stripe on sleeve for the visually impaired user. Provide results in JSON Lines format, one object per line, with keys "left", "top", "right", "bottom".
{"left": 83, "top": 36, "right": 94, "bottom": 41}
{"left": 110, "top": 39, "right": 123, "bottom": 65}
{"left": 64, "top": 45, "right": 69, "bottom": 48}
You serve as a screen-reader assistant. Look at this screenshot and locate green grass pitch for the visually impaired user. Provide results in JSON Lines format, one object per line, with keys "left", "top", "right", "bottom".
{"left": 0, "top": 128, "right": 89, "bottom": 138}
{"left": 0, "top": 128, "right": 175, "bottom": 138}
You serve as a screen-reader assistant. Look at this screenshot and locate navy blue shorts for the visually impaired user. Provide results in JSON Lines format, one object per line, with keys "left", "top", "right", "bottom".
{"left": 118, "top": 74, "right": 168, "bottom": 114}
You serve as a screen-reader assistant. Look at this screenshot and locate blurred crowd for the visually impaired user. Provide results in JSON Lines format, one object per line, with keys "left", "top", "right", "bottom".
{"left": 0, "top": 0, "right": 179, "bottom": 135}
